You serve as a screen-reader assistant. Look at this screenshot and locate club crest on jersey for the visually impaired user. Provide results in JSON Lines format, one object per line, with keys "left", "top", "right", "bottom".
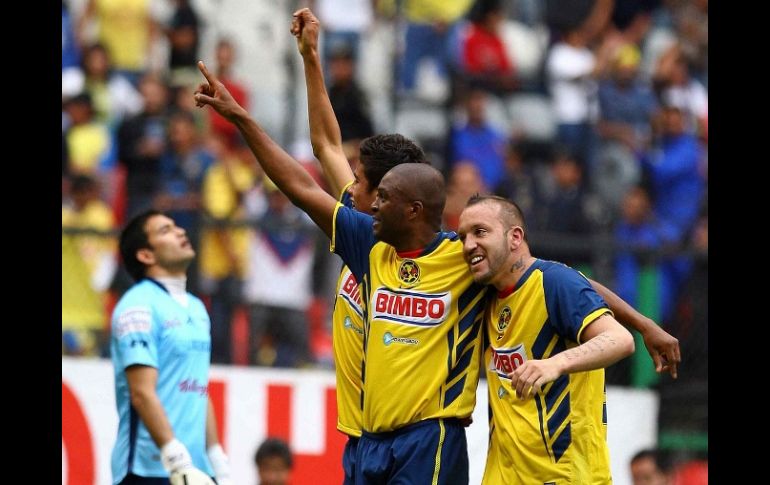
{"left": 398, "top": 259, "right": 420, "bottom": 285}
{"left": 489, "top": 344, "right": 528, "bottom": 380}
{"left": 372, "top": 287, "right": 451, "bottom": 326}
{"left": 497, "top": 306, "right": 512, "bottom": 335}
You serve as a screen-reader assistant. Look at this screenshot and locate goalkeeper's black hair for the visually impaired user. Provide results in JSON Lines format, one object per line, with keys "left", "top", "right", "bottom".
{"left": 119, "top": 210, "right": 164, "bottom": 281}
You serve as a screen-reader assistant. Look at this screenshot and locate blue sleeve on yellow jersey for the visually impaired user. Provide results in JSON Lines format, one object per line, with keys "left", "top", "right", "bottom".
{"left": 541, "top": 262, "right": 608, "bottom": 342}
{"left": 341, "top": 189, "right": 354, "bottom": 208}
{"left": 334, "top": 205, "right": 378, "bottom": 282}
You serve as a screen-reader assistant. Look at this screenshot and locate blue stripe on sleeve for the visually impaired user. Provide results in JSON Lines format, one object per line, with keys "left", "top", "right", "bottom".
{"left": 541, "top": 261, "right": 609, "bottom": 342}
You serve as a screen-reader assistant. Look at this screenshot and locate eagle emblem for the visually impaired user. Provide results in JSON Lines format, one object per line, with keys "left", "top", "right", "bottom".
{"left": 497, "top": 306, "right": 512, "bottom": 333}
{"left": 398, "top": 259, "right": 420, "bottom": 285}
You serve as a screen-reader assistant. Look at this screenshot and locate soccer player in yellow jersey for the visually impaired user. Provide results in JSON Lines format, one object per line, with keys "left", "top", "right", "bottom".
{"left": 291, "top": 10, "right": 431, "bottom": 483}
{"left": 197, "top": 57, "right": 486, "bottom": 483}
{"left": 458, "top": 195, "right": 636, "bottom": 484}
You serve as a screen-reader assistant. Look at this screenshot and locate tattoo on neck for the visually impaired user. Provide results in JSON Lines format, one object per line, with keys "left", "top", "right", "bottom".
{"left": 510, "top": 257, "right": 524, "bottom": 273}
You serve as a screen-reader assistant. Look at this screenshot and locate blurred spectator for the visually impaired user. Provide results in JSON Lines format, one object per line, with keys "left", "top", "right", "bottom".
{"left": 443, "top": 162, "right": 486, "bottom": 231}
{"left": 613, "top": 186, "right": 679, "bottom": 315}
{"left": 62, "top": 175, "right": 117, "bottom": 357}
{"left": 667, "top": 0, "right": 707, "bottom": 86}
{"left": 382, "top": 0, "right": 475, "bottom": 94}
{"left": 448, "top": 88, "right": 507, "bottom": 189}
{"left": 62, "top": 1, "right": 81, "bottom": 71}
{"left": 63, "top": 92, "right": 117, "bottom": 179}
{"left": 642, "top": 104, "right": 704, "bottom": 242}
{"left": 81, "top": 43, "right": 143, "bottom": 128}
{"left": 62, "top": 1, "right": 84, "bottom": 98}
{"left": 493, "top": 142, "right": 541, "bottom": 227}
{"left": 653, "top": 44, "right": 707, "bottom": 136}
{"left": 312, "top": 0, "right": 374, "bottom": 64}
{"left": 77, "top": 0, "right": 159, "bottom": 85}
{"left": 242, "top": 179, "right": 321, "bottom": 368}
{"left": 458, "top": 0, "right": 518, "bottom": 94}
{"left": 208, "top": 39, "right": 250, "bottom": 150}
{"left": 166, "top": 0, "right": 201, "bottom": 88}
{"left": 254, "top": 437, "right": 293, "bottom": 485}
{"left": 598, "top": 44, "right": 657, "bottom": 152}
{"left": 155, "top": 110, "right": 215, "bottom": 293}
{"left": 545, "top": 0, "right": 616, "bottom": 177}
{"left": 542, "top": 150, "right": 591, "bottom": 233}
{"left": 199, "top": 136, "right": 257, "bottom": 364}
{"left": 117, "top": 73, "right": 171, "bottom": 218}
{"left": 594, "top": 42, "right": 656, "bottom": 210}
{"left": 630, "top": 448, "right": 672, "bottom": 485}
{"left": 327, "top": 45, "right": 375, "bottom": 143}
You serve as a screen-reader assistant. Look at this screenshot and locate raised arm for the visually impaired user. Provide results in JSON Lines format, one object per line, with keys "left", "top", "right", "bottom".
{"left": 291, "top": 8, "right": 354, "bottom": 197}
{"left": 588, "top": 278, "right": 681, "bottom": 378}
{"left": 194, "top": 61, "right": 337, "bottom": 237}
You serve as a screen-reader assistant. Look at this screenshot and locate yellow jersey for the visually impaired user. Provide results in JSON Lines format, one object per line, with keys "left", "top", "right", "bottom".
{"left": 482, "top": 259, "right": 613, "bottom": 485}
{"left": 332, "top": 187, "right": 367, "bottom": 437}
{"left": 332, "top": 203, "right": 487, "bottom": 433}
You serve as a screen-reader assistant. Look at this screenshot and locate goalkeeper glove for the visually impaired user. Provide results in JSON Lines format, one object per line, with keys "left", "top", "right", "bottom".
{"left": 161, "top": 438, "right": 216, "bottom": 485}
{"left": 207, "top": 443, "right": 234, "bottom": 485}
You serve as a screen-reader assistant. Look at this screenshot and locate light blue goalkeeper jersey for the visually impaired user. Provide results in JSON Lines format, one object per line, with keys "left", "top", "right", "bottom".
{"left": 109, "top": 278, "right": 213, "bottom": 483}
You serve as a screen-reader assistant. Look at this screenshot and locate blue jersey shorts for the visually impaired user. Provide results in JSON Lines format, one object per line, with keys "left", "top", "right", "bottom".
{"left": 355, "top": 418, "right": 468, "bottom": 485}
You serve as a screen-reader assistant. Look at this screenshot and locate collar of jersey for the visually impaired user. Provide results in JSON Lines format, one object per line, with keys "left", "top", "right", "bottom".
{"left": 144, "top": 277, "right": 169, "bottom": 293}
{"left": 396, "top": 232, "right": 445, "bottom": 259}
{"left": 496, "top": 258, "right": 541, "bottom": 299}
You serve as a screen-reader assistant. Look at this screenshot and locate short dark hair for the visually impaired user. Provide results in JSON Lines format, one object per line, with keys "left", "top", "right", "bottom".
{"left": 631, "top": 448, "right": 671, "bottom": 472}
{"left": 359, "top": 134, "right": 428, "bottom": 191}
{"left": 254, "top": 437, "right": 293, "bottom": 469}
{"left": 119, "top": 210, "right": 164, "bottom": 282}
{"left": 466, "top": 194, "right": 526, "bottom": 229}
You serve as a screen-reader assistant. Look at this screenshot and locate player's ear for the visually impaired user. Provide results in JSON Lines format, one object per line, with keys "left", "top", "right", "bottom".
{"left": 409, "top": 200, "right": 423, "bottom": 219}
{"left": 136, "top": 248, "right": 156, "bottom": 266}
{"left": 509, "top": 226, "right": 524, "bottom": 251}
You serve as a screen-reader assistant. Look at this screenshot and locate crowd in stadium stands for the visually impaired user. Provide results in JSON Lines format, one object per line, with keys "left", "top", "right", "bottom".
{"left": 62, "top": 0, "right": 706, "bottom": 469}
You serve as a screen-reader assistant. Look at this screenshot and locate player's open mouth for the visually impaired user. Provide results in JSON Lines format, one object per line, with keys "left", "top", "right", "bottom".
{"left": 470, "top": 255, "right": 484, "bottom": 266}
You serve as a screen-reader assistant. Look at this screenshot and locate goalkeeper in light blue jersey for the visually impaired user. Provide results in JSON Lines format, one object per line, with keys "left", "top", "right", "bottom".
{"left": 110, "top": 210, "right": 232, "bottom": 485}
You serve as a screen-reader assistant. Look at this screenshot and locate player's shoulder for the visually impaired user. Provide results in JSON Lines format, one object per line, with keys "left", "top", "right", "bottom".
{"left": 114, "top": 280, "right": 159, "bottom": 310}
{"left": 537, "top": 259, "right": 588, "bottom": 287}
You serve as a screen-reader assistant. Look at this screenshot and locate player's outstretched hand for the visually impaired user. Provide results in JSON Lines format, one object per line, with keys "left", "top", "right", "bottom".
{"left": 290, "top": 8, "right": 321, "bottom": 58}
{"left": 169, "top": 467, "right": 217, "bottom": 485}
{"left": 642, "top": 324, "right": 681, "bottom": 379}
{"left": 194, "top": 61, "right": 247, "bottom": 121}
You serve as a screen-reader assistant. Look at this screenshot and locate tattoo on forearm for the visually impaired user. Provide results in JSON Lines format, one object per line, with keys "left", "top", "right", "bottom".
{"left": 562, "top": 334, "right": 616, "bottom": 361}
{"left": 510, "top": 257, "right": 524, "bottom": 273}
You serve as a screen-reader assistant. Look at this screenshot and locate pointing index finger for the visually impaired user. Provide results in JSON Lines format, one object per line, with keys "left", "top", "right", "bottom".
{"left": 198, "top": 60, "right": 216, "bottom": 85}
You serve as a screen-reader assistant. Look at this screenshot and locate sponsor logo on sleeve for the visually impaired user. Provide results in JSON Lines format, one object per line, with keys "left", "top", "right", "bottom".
{"left": 344, "top": 316, "right": 364, "bottom": 336}
{"left": 371, "top": 288, "right": 451, "bottom": 326}
{"left": 115, "top": 307, "right": 152, "bottom": 338}
{"left": 339, "top": 270, "right": 363, "bottom": 317}
{"left": 489, "top": 344, "right": 528, "bottom": 380}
